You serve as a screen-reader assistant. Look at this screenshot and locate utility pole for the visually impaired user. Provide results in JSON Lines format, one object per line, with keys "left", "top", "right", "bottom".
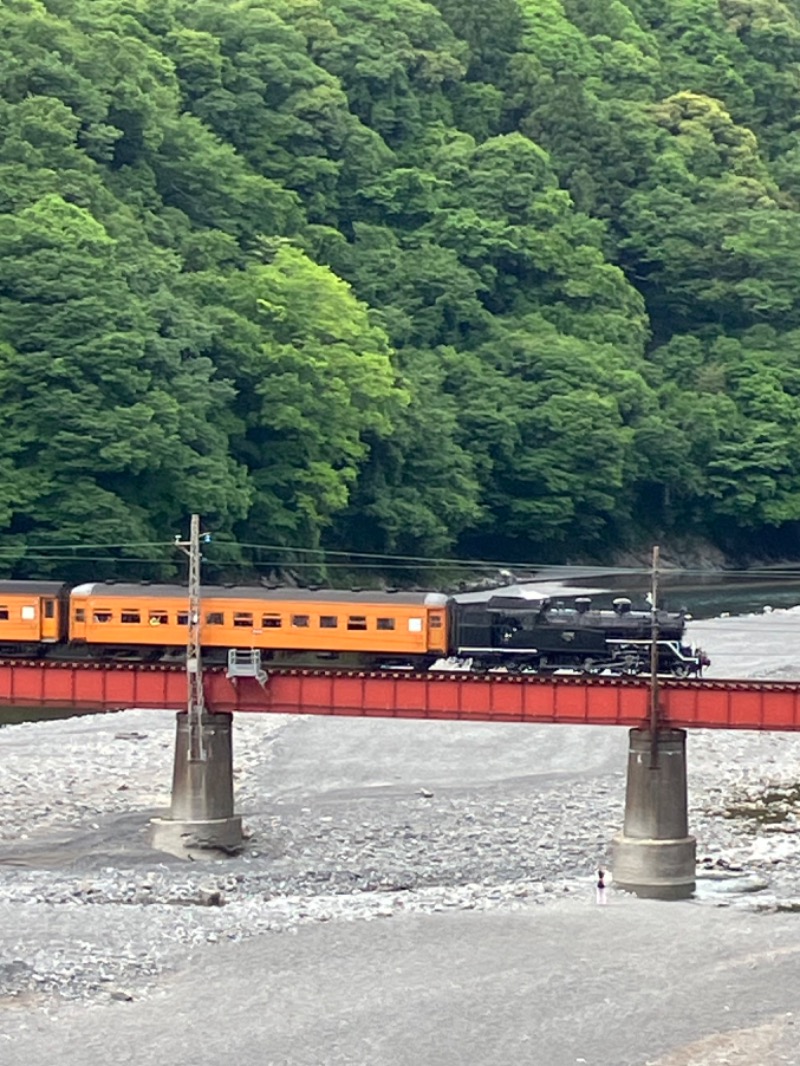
{"left": 649, "top": 544, "right": 660, "bottom": 768}
{"left": 612, "top": 543, "right": 696, "bottom": 899}
{"left": 174, "top": 513, "right": 208, "bottom": 761}
{"left": 149, "top": 515, "right": 241, "bottom": 858}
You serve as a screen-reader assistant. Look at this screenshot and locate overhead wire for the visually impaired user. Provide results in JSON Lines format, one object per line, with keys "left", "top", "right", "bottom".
{"left": 0, "top": 541, "right": 175, "bottom": 553}
{"left": 0, "top": 555, "right": 180, "bottom": 565}
{"left": 236, "top": 542, "right": 651, "bottom": 573}
{"left": 6, "top": 536, "right": 800, "bottom": 584}
{"left": 228, "top": 544, "right": 800, "bottom": 581}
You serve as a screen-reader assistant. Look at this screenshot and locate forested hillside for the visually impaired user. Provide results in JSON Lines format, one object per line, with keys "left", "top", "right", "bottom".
{"left": 3, "top": 0, "right": 800, "bottom": 576}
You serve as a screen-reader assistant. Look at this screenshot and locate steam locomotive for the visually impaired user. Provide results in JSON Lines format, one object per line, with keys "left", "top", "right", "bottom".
{"left": 454, "top": 594, "right": 709, "bottom": 676}
{"left": 0, "top": 581, "right": 708, "bottom": 676}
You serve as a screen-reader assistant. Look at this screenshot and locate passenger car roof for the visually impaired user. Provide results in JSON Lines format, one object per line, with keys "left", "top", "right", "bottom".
{"left": 70, "top": 583, "right": 450, "bottom": 607}
{"left": 0, "top": 581, "right": 68, "bottom": 595}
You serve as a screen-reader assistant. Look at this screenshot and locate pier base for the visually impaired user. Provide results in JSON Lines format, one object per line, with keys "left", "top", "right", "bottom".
{"left": 611, "top": 728, "right": 696, "bottom": 900}
{"left": 149, "top": 712, "right": 243, "bottom": 859}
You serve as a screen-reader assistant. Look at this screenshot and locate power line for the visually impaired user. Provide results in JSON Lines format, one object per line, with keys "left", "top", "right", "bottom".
{"left": 0, "top": 541, "right": 173, "bottom": 553}
{"left": 7, "top": 533, "right": 800, "bottom": 583}
{"left": 229, "top": 543, "right": 800, "bottom": 580}
{"left": 0, "top": 555, "right": 179, "bottom": 565}
{"left": 236, "top": 542, "right": 651, "bottom": 572}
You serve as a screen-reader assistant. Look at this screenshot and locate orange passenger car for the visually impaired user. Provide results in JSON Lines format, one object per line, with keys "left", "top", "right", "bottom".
{"left": 0, "top": 581, "right": 68, "bottom": 653}
{"left": 69, "top": 584, "right": 451, "bottom": 664}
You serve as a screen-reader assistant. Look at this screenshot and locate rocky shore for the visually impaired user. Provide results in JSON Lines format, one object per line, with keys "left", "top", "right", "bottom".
{"left": 0, "top": 719, "right": 799, "bottom": 1013}
{"left": 1, "top": 609, "right": 800, "bottom": 1027}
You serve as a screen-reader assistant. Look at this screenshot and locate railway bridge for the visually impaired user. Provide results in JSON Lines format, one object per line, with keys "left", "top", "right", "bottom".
{"left": 4, "top": 658, "right": 798, "bottom": 900}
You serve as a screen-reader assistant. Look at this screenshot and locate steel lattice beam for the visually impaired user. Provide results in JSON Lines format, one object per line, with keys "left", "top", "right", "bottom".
{"left": 1, "top": 660, "right": 800, "bottom": 730}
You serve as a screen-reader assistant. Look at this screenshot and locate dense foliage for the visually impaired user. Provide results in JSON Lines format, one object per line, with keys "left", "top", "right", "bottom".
{"left": 4, "top": 0, "right": 800, "bottom": 575}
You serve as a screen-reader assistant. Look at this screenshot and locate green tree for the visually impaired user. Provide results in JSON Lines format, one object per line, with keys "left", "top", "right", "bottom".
{"left": 0, "top": 194, "right": 250, "bottom": 562}
{"left": 184, "top": 244, "right": 405, "bottom": 546}
{"left": 331, "top": 344, "right": 483, "bottom": 557}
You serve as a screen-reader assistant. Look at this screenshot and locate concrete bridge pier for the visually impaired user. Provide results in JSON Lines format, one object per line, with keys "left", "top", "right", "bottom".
{"left": 611, "top": 728, "right": 696, "bottom": 900}
{"left": 149, "top": 712, "right": 243, "bottom": 859}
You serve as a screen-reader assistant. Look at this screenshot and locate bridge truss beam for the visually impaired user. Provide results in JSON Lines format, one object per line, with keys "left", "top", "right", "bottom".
{"left": 1, "top": 660, "right": 799, "bottom": 731}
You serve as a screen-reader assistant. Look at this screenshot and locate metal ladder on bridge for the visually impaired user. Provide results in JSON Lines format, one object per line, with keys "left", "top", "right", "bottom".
{"left": 226, "top": 649, "right": 268, "bottom": 687}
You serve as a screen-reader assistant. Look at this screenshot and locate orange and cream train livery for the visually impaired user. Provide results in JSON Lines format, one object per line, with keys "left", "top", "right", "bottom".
{"left": 69, "top": 583, "right": 450, "bottom": 667}
{"left": 0, "top": 581, "right": 68, "bottom": 655}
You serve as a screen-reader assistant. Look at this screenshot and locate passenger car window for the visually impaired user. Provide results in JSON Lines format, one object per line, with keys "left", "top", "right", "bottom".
{"left": 149, "top": 611, "right": 168, "bottom": 626}
{"left": 206, "top": 612, "right": 224, "bottom": 625}
{"left": 0, "top": 606, "right": 8, "bottom": 621}
{"left": 376, "top": 618, "right": 395, "bottom": 631}
{"left": 233, "top": 612, "right": 253, "bottom": 627}
{"left": 121, "top": 611, "right": 141, "bottom": 624}
{"left": 320, "top": 616, "right": 338, "bottom": 628}
{"left": 347, "top": 616, "right": 368, "bottom": 631}
{"left": 262, "top": 614, "right": 282, "bottom": 628}
{"left": 292, "top": 615, "right": 310, "bottom": 628}
{"left": 93, "top": 610, "right": 112, "bottom": 623}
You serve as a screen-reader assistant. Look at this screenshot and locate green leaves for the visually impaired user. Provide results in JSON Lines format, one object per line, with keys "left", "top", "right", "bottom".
{"left": 0, "top": 191, "right": 250, "bottom": 562}
{"left": 5, "top": 0, "right": 800, "bottom": 573}
{"left": 182, "top": 245, "right": 404, "bottom": 547}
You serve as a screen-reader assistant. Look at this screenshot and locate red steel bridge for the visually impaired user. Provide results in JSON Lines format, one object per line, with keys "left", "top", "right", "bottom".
{"left": 1, "top": 658, "right": 800, "bottom": 730}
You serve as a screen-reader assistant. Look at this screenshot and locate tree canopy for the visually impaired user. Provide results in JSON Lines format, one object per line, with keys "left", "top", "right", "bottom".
{"left": 4, "top": 0, "right": 800, "bottom": 575}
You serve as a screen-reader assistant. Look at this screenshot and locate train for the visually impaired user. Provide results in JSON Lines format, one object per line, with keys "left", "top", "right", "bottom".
{"left": 0, "top": 580, "right": 709, "bottom": 676}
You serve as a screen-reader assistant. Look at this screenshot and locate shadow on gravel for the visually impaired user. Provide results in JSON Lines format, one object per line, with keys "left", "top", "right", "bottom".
{"left": 0, "top": 811, "right": 187, "bottom": 871}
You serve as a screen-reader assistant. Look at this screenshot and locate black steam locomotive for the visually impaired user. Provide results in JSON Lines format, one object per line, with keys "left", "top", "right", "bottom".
{"left": 450, "top": 595, "right": 709, "bottom": 676}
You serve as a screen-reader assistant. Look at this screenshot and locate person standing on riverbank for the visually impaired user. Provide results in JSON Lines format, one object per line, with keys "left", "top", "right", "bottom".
{"left": 596, "top": 869, "right": 607, "bottom": 905}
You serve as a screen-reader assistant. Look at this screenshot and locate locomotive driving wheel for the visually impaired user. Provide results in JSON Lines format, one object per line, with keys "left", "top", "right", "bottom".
{"left": 620, "top": 655, "right": 644, "bottom": 676}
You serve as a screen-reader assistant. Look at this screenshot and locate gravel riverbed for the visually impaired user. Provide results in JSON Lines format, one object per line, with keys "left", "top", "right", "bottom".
{"left": 2, "top": 610, "right": 800, "bottom": 1026}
